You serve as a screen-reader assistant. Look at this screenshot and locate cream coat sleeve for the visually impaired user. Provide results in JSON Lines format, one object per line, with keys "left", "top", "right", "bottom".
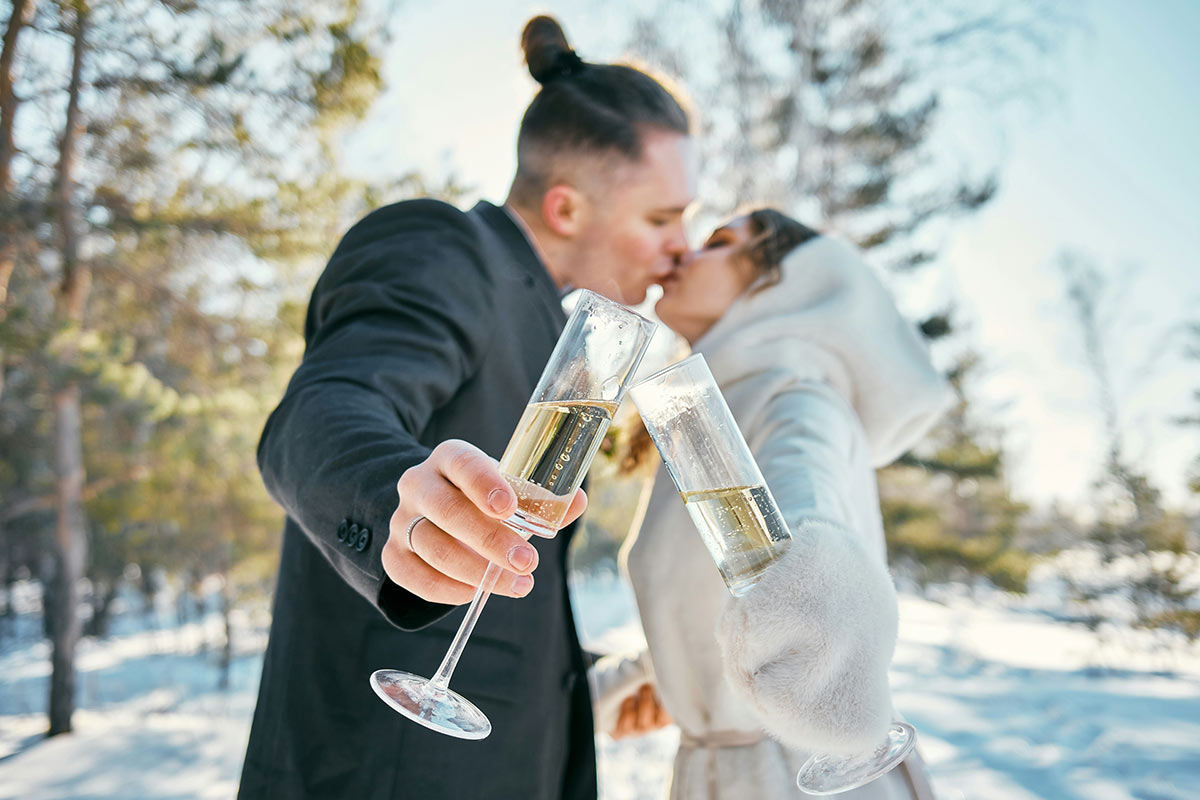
{"left": 588, "top": 649, "right": 655, "bottom": 736}
{"left": 715, "top": 380, "right": 899, "bottom": 755}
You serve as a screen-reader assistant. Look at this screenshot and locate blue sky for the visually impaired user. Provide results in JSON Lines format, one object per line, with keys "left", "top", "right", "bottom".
{"left": 933, "top": 0, "right": 1200, "bottom": 510}
{"left": 342, "top": 0, "right": 1199, "bottom": 510}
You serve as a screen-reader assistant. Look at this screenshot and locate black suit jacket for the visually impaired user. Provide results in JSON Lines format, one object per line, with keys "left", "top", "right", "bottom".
{"left": 239, "top": 200, "right": 597, "bottom": 799}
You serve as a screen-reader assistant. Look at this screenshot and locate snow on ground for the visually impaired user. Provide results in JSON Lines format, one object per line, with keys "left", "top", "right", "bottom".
{"left": 888, "top": 590, "right": 1200, "bottom": 800}
{"left": 2, "top": 573, "right": 1199, "bottom": 799}
{"left": 575, "top": 572, "right": 1200, "bottom": 800}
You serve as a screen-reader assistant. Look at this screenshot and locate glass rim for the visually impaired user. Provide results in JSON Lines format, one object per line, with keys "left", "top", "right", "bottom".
{"left": 572, "top": 288, "right": 658, "bottom": 332}
{"left": 629, "top": 352, "right": 707, "bottom": 392}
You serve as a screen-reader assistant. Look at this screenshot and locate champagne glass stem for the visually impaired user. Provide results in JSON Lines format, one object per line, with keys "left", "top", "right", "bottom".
{"left": 429, "top": 561, "right": 504, "bottom": 691}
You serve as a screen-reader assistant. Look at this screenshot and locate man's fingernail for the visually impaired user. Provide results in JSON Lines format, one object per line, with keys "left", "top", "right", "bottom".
{"left": 507, "top": 544, "right": 536, "bottom": 571}
{"left": 513, "top": 574, "right": 534, "bottom": 596}
{"left": 489, "top": 488, "right": 512, "bottom": 513}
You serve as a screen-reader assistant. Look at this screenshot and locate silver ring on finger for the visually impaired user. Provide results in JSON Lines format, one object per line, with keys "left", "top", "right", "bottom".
{"left": 405, "top": 515, "right": 426, "bottom": 552}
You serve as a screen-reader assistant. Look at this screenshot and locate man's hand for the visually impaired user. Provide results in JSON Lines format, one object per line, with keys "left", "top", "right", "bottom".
{"left": 611, "top": 683, "right": 672, "bottom": 740}
{"left": 383, "top": 440, "right": 587, "bottom": 605}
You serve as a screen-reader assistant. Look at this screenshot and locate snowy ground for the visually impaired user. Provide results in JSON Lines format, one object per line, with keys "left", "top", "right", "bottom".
{"left": 2, "top": 572, "right": 1199, "bottom": 800}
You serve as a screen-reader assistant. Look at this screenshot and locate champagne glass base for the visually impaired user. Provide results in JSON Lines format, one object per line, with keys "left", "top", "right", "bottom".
{"left": 796, "top": 722, "right": 916, "bottom": 795}
{"left": 370, "top": 669, "right": 492, "bottom": 740}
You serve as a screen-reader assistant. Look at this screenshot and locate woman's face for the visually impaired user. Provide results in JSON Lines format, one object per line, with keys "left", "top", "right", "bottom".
{"left": 655, "top": 216, "right": 759, "bottom": 343}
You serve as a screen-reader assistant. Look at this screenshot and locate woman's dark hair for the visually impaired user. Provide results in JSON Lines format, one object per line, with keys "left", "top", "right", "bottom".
{"left": 740, "top": 208, "right": 821, "bottom": 294}
{"left": 510, "top": 16, "right": 691, "bottom": 205}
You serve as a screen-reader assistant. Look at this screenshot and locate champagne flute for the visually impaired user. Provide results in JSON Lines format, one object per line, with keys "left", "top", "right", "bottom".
{"left": 628, "top": 353, "right": 915, "bottom": 795}
{"left": 370, "top": 290, "right": 656, "bottom": 739}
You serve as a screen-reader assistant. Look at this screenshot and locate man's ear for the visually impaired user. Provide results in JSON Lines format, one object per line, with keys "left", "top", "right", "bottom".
{"left": 541, "top": 184, "right": 587, "bottom": 237}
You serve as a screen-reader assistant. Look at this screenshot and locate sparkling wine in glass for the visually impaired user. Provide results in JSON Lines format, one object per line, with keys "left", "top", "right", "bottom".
{"left": 370, "top": 290, "right": 656, "bottom": 739}
{"left": 498, "top": 398, "right": 621, "bottom": 536}
{"left": 628, "top": 353, "right": 916, "bottom": 794}
{"left": 680, "top": 483, "right": 792, "bottom": 596}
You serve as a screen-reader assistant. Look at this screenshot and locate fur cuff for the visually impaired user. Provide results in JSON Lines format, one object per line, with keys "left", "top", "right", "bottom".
{"left": 715, "top": 517, "right": 898, "bottom": 754}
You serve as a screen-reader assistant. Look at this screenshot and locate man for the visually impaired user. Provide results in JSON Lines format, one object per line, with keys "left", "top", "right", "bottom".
{"left": 239, "top": 16, "right": 696, "bottom": 799}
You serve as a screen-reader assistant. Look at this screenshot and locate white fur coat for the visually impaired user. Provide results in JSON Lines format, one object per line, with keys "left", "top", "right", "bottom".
{"left": 596, "top": 235, "right": 952, "bottom": 799}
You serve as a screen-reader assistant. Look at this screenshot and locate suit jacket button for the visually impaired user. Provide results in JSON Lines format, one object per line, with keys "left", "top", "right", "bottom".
{"left": 346, "top": 523, "right": 360, "bottom": 545}
{"left": 337, "top": 520, "right": 349, "bottom": 542}
{"left": 355, "top": 527, "right": 372, "bottom": 552}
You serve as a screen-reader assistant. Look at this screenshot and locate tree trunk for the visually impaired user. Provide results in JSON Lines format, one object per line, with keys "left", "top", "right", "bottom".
{"left": 47, "top": 1, "right": 89, "bottom": 739}
{"left": 0, "top": 537, "right": 11, "bottom": 636}
{"left": 218, "top": 570, "right": 233, "bottom": 690}
{"left": 140, "top": 567, "right": 157, "bottom": 616}
{"left": 0, "top": 246, "right": 13, "bottom": 402}
{"left": 49, "top": 383, "right": 87, "bottom": 735}
{"left": 40, "top": 554, "right": 55, "bottom": 639}
{"left": 176, "top": 580, "right": 188, "bottom": 626}
{"left": 0, "top": 0, "right": 37, "bottom": 404}
{"left": 0, "top": 0, "right": 34, "bottom": 192}
{"left": 84, "top": 579, "right": 116, "bottom": 638}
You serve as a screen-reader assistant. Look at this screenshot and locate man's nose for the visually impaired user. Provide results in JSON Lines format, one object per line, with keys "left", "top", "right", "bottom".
{"left": 664, "top": 223, "right": 689, "bottom": 256}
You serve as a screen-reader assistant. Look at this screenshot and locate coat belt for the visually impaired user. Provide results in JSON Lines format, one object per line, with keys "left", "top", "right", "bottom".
{"left": 678, "top": 728, "right": 766, "bottom": 748}
{"left": 674, "top": 728, "right": 767, "bottom": 799}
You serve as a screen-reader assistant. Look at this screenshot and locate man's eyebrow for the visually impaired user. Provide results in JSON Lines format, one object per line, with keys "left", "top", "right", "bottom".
{"left": 649, "top": 206, "right": 689, "bottom": 215}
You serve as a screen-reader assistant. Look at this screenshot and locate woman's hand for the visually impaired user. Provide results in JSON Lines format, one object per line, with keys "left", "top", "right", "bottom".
{"left": 611, "top": 682, "right": 672, "bottom": 739}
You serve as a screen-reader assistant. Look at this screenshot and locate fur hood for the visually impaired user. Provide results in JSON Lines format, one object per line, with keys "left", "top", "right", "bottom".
{"left": 695, "top": 235, "right": 953, "bottom": 467}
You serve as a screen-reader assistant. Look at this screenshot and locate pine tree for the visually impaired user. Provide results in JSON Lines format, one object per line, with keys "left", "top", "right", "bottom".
{"left": 881, "top": 349, "right": 1033, "bottom": 592}
{"left": 0, "top": 0, "right": 393, "bottom": 735}
{"left": 1057, "top": 251, "right": 1196, "bottom": 643}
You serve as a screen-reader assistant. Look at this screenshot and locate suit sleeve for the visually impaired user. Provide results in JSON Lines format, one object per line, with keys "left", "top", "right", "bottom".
{"left": 257, "top": 202, "right": 496, "bottom": 630}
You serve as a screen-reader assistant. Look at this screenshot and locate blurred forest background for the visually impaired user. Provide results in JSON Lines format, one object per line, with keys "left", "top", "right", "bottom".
{"left": 0, "top": 0, "right": 1197, "bottom": 748}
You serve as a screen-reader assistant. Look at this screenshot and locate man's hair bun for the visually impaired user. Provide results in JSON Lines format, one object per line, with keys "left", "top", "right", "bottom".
{"left": 521, "top": 16, "right": 584, "bottom": 84}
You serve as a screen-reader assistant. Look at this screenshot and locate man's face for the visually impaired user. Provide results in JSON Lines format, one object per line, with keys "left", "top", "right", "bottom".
{"left": 567, "top": 131, "right": 697, "bottom": 305}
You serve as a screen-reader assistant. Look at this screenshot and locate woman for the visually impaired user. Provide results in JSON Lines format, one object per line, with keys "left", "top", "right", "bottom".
{"left": 592, "top": 210, "right": 951, "bottom": 798}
